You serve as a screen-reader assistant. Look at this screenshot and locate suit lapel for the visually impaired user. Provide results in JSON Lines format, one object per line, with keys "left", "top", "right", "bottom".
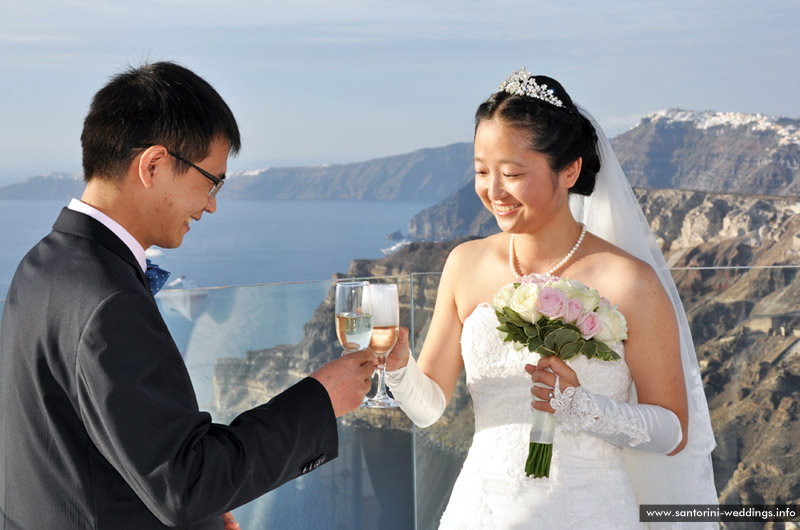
{"left": 52, "top": 208, "right": 150, "bottom": 291}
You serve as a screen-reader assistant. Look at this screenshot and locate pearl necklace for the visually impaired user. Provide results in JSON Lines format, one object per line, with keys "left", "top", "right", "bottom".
{"left": 508, "top": 224, "right": 587, "bottom": 278}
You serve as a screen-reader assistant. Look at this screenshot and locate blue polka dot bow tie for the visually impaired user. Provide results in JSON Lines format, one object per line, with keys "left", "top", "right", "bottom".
{"left": 145, "top": 259, "right": 171, "bottom": 295}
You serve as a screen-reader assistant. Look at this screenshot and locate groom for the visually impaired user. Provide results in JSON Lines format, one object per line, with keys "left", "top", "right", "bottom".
{"left": 0, "top": 61, "right": 374, "bottom": 529}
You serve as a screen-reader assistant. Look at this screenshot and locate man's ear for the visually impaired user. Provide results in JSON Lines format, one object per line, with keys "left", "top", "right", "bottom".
{"left": 137, "top": 146, "right": 170, "bottom": 190}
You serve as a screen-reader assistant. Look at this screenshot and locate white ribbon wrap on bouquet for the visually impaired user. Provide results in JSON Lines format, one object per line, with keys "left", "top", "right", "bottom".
{"left": 529, "top": 409, "right": 556, "bottom": 444}
{"left": 530, "top": 381, "right": 556, "bottom": 444}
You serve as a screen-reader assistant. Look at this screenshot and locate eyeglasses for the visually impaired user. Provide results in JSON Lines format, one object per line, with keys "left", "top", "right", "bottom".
{"left": 167, "top": 151, "right": 225, "bottom": 198}
{"left": 132, "top": 145, "right": 225, "bottom": 198}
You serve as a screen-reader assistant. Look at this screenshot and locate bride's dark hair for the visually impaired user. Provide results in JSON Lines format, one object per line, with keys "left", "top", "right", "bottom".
{"left": 474, "top": 75, "right": 600, "bottom": 196}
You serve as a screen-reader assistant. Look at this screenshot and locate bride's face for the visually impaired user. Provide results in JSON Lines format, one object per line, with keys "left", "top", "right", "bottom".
{"left": 474, "top": 118, "right": 571, "bottom": 234}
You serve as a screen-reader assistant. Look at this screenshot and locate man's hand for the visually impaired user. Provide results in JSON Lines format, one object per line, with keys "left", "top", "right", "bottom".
{"left": 310, "top": 349, "right": 374, "bottom": 416}
{"left": 222, "top": 511, "right": 241, "bottom": 529}
{"left": 384, "top": 326, "right": 411, "bottom": 372}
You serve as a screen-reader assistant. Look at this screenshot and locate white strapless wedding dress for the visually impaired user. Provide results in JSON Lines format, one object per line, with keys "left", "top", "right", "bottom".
{"left": 439, "top": 304, "right": 644, "bottom": 529}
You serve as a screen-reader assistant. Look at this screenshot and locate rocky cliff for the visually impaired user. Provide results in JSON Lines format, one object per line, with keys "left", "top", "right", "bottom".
{"left": 212, "top": 188, "right": 800, "bottom": 516}
{"left": 656, "top": 191, "right": 800, "bottom": 511}
{"left": 612, "top": 109, "right": 800, "bottom": 196}
{"left": 408, "top": 181, "right": 498, "bottom": 241}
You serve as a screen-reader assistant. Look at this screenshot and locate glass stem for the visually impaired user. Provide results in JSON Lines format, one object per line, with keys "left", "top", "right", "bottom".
{"left": 374, "top": 357, "right": 389, "bottom": 398}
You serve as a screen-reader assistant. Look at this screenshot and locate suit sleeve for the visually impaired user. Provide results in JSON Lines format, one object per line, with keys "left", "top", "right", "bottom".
{"left": 75, "top": 289, "right": 338, "bottom": 526}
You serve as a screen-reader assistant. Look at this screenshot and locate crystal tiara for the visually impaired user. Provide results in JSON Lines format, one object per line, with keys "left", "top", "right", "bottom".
{"left": 497, "top": 67, "right": 564, "bottom": 108}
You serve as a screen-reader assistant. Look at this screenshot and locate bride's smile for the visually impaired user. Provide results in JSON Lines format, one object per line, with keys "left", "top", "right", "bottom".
{"left": 493, "top": 202, "right": 522, "bottom": 215}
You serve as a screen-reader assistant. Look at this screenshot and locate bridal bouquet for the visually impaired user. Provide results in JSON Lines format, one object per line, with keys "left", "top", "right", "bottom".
{"left": 492, "top": 274, "right": 627, "bottom": 478}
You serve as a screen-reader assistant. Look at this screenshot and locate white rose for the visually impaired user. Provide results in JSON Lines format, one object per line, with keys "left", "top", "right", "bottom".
{"left": 578, "top": 288, "right": 601, "bottom": 313}
{"left": 548, "top": 278, "right": 573, "bottom": 297}
{"left": 550, "top": 278, "right": 599, "bottom": 312}
{"left": 509, "top": 283, "right": 542, "bottom": 323}
{"left": 594, "top": 305, "right": 628, "bottom": 343}
{"left": 492, "top": 284, "right": 517, "bottom": 312}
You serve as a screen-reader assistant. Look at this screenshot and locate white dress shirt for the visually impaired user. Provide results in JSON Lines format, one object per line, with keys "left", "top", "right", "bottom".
{"left": 68, "top": 198, "right": 148, "bottom": 273}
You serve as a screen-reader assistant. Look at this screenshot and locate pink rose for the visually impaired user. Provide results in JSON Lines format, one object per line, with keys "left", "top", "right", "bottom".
{"left": 576, "top": 312, "right": 602, "bottom": 340}
{"left": 535, "top": 286, "right": 567, "bottom": 319}
{"left": 598, "top": 296, "right": 611, "bottom": 308}
{"left": 564, "top": 298, "right": 584, "bottom": 324}
{"left": 520, "top": 274, "right": 549, "bottom": 285}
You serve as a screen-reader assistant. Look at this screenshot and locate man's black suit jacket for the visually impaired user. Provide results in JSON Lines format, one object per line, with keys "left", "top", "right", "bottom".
{"left": 0, "top": 208, "right": 338, "bottom": 529}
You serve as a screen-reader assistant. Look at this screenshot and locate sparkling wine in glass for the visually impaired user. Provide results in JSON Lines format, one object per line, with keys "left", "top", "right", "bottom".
{"left": 364, "top": 283, "right": 400, "bottom": 408}
{"left": 335, "top": 281, "right": 373, "bottom": 353}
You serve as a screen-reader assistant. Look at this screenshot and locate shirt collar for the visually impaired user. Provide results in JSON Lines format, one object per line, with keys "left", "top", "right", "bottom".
{"left": 67, "top": 198, "right": 148, "bottom": 273}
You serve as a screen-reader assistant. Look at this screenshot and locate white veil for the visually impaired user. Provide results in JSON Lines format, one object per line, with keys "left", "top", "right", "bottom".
{"left": 570, "top": 106, "right": 718, "bottom": 527}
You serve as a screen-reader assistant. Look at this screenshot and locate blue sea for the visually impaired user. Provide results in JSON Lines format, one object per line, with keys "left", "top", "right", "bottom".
{"left": 0, "top": 199, "right": 434, "bottom": 299}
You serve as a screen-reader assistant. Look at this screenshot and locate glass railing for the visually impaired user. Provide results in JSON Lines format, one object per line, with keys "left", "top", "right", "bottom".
{"left": 1, "top": 265, "right": 797, "bottom": 529}
{"left": 155, "top": 276, "right": 418, "bottom": 529}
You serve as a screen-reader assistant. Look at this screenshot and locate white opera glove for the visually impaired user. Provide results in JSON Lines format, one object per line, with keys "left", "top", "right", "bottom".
{"left": 384, "top": 353, "right": 446, "bottom": 428}
{"left": 550, "top": 375, "right": 683, "bottom": 454}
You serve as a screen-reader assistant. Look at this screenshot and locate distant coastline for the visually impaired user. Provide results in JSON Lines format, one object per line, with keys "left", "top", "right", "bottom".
{"left": 0, "top": 199, "right": 433, "bottom": 300}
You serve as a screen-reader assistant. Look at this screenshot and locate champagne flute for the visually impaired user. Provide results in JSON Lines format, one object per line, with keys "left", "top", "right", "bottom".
{"left": 335, "top": 281, "right": 373, "bottom": 354}
{"left": 364, "top": 283, "right": 400, "bottom": 408}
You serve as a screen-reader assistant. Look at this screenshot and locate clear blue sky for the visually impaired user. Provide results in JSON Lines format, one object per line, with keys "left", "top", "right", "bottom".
{"left": 1, "top": 0, "right": 797, "bottom": 185}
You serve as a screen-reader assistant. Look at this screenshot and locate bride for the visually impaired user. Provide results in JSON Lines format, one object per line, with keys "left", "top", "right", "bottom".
{"left": 384, "top": 68, "right": 717, "bottom": 529}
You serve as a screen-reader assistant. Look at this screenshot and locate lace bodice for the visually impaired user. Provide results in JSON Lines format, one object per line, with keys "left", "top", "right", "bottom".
{"left": 439, "top": 304, "right": 643, "bottom": 529}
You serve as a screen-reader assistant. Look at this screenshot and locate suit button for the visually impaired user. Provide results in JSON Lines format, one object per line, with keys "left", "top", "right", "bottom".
{"left": 302, "top": 454, "right": 327, "bottom": 473}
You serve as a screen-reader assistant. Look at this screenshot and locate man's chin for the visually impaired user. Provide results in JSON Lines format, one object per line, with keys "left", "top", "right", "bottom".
{"left": 157, "top": 239, "right": 183, "bottom": 250}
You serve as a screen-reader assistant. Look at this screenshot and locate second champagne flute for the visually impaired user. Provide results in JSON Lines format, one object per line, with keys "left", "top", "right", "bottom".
{"left": 335, "top": 281, "right": 373, "bottom": 353}
{"left": 364, "top": 283, "right": 400, "bottom": 408}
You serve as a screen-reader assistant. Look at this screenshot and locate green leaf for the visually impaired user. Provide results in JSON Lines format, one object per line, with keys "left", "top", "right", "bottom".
{"left": 540, "top": 327, "right": 559, "bottom": 347}
{"left": 524, "top": 324, "right": 538, "bottom": 338}
{"left": 509, "top": 323, "right": 524, "bottom": 335}
{"left": 552, "top": 327, "right": 580, "bottom": 349}
{"left": 543, "top": 326, "right": 577, "bottom": 351}
{"left": 580, "top": 341, "right": 598, "bottom": 359}
{"left": 559, "top": 341, "right": 582, "bottom": 360}
{"left": 540, "top": 321, "right": 559, "bottom": 333}
{"left": 594, "top": 340, "right": 612, "bottom": 353}
{"left": 590, "top": 340, "right": 621, "bottom": 361}
{"left": 503, "top": 307, "right": 528, "bottom": 327}
{"left": 543, "top": 329, "right": 556, "bottom": 350}
{"left": 595, "top": 347, "right": 621, "bottom": 361}
{"left": 513, "top": 334, "right": 528, "bottom": 345}
{"left": 527, "top": 336, "right": 543, "bottom": 352}
{"left": 536, "top": 346, "right": 557, "bottom": 357}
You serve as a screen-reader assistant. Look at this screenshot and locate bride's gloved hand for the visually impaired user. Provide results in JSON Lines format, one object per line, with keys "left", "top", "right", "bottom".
{"left": 526, "top": 356, "right": 683, "bottom": 454}
{"left": 383, "top": 327, "right": 446, "bottom": 428}
{"left": 526, "top": 356, "right": 580, "bottom": 410}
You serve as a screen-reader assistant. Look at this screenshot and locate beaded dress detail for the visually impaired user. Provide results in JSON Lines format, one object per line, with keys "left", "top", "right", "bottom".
{"left": 438, "top": 304, "right": 644, "bottom": 529}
